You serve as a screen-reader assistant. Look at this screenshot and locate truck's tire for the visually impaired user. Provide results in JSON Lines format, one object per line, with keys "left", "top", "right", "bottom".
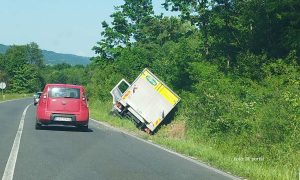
{"left": 136, "top": 122, "right": 146, "bottom": 130}
{"left": 110, "top": 108, "right": 124, "bottom": 118}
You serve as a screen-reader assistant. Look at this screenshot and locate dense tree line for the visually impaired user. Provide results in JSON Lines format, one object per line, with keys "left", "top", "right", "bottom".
{"left": 0, "top": 44, "right": 89, "bottom": 93}
{"left": 42, "top": 63, "right": 89, "bottom": 86}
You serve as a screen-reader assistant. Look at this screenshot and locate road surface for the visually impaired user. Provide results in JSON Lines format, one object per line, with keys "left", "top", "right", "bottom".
{"left": 0, "top": 98, "right": 238, "bottom": 180}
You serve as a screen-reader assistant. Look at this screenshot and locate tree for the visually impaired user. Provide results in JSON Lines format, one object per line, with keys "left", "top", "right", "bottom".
{"left": 3, "top": 43, "right": 45, "bottom": 92}
{"left": 93, "top": 0, "right": 154, "bottom": 60}
{"left": 4, "top": 45, "right": 28, "bottom": 77}
{"left": 0, "top": 54, "right": 8, "bottom": 82}
{"left": 229, "top": 0, "right": 300, "bottom": 59}
{"left": 163, "top": 0, "right": 210, "bottom": 56}
{"left": 137, "top": 16, "right": 195, "bottom": 45}
{"left": 9, "top": 64, "right": 41, "bottom": 93}
{"left": 26, "top": 42, "right": 44, "bottom": 67}
{"left": 208, "top": 0, "right": 242, "bottom": 69}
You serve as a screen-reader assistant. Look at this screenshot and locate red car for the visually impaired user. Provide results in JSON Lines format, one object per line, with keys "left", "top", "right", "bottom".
{"left": 36, "top": 84, "right": 89, "bottom": 130}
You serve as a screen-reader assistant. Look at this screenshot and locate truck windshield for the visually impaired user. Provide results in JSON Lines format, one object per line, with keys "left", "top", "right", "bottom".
{"left": 118, "top": 81, "right": 129, "bottom": 94}
{"left": 49, "top": 87, "right": 80, "bottom": 99}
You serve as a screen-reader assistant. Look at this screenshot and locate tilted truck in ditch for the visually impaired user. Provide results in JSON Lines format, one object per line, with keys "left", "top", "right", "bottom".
{"left": 110, "top": 68, "right": 181, "bottom": 133}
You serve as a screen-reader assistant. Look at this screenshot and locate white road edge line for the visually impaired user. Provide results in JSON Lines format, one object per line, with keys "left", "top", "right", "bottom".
{"left": 90, "top": 118, "right": 240, "bottom": 180}
{"left": 2, "top": 104, "right": 31, "bottom": 180}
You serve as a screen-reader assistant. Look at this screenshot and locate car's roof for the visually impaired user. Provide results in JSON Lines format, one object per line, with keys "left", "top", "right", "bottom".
{"left": 45, "top": 84, "right": 84, "bottom": 89}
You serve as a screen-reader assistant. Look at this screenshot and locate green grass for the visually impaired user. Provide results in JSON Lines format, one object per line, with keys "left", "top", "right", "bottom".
{"left": 149, "top": 133, "right": 298, "bottom": 180}
{"left": 0, "top": 93, "right": 30, "bottom": 102}
{"left": 89, "top": 100, "right": 144, "bottom": 134}
{"left": 90, "top": 100, "right": 299, "bottom": 180}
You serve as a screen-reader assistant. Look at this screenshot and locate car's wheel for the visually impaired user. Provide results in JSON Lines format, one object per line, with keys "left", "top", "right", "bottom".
{"left": 35, "top": 122, "right": 41, "bottom": 130}
{"left": 78, "top": 125, "right": 88, "bottom": 131}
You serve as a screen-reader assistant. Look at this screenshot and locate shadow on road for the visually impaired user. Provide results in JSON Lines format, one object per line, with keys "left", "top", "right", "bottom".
{"left": 37, "top": 126, "right": 93, "bottom": 132}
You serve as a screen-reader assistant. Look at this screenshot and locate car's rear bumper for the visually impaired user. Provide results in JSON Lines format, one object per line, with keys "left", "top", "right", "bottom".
{"left": 37, "top": 113, "right": 89, "bottom": 126}
{"left": 37, "top": 119, "right": 89, "bottom": 126}
{"left": 37, "top": 110, "right": 89, "bottom": 121}
{"left": 37, "top": 120, "right": 88, "bottom": 126}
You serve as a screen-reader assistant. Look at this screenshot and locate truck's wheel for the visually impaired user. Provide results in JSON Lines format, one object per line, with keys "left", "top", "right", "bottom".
{"left": 144, "top": 127, "right": 152, "bottom": 135}
{"left": 136, "top": 122, "right": 145, "bottom": 130}
{"left": 110, "top": 108, "right": 124, "bottom": 118}
{"left": 109, "top": 108, "right": 117, "bottom": 115}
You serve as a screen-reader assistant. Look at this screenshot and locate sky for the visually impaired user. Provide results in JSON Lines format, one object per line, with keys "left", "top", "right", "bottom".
{"left": 0, "top": 0, "right": 172, "bottom": 57}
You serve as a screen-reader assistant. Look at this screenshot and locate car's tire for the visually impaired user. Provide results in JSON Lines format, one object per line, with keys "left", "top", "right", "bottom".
{"left": 78, "top": 125, "right": 88, "bottom": 131}
{"left": 35, "top": 122, "right": 41, "bottom": 130}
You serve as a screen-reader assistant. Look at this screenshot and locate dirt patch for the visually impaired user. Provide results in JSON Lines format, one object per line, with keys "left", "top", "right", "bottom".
{"left": 167, "top": 121, "right": 186, "bottom": 139}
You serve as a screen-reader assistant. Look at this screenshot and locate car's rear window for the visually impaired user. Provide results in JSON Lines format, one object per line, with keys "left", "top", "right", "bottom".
{"left": 49, "top": 87, "right": 80, "bottom": 99}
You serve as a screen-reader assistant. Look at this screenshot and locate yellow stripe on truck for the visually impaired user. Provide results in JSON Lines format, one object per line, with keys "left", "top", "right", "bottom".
{"left": 157, "top": 85, "right": 179, "bottom": 106}
{"left": 141, "top": 70, "right": 151, "bottom": 81}
{"left": 153, "top": 118, "right": 161, "bottom": 127}
{"left": 142, "top": 69, "right": 179, "bottom": 106}
{"left": 154, "top": 83, "right": 162, "bottom": 91}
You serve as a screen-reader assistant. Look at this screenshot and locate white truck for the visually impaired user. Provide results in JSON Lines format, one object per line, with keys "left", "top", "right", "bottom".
{"left": 110, "top": 68, "right": 181, "bottom": 133}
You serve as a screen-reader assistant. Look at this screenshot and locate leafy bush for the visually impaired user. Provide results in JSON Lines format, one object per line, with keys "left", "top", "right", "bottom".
{"left": 179, "top": 59, "right": 299, "bottom": 170}
{"left": 86, "top": 63, "right": 123, "bottom": 100}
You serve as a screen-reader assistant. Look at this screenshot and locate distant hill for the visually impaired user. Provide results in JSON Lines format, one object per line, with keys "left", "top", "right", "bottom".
{"left": 0, "top": 44, "right": 9, "bottom": 53}
{"left": 42, "top": 50, "right": 90, "bottom": 65}
{"left": 0, "top": 44, "right": 91, "bottom": 65}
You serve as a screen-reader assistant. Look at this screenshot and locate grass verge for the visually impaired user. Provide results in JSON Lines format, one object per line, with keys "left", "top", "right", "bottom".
{"left": 90, "top": 100, "right": 299, "bottom": 180}
{"left": 0, "top": 93, "right": 30, "bottom": 102}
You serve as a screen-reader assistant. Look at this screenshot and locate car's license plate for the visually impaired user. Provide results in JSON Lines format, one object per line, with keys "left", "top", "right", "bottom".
{"left": 54, "top": 117, "right": 72, "bottom": 121}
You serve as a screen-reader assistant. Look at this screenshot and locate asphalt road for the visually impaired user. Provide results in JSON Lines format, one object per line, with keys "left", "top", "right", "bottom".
{"left": 0, "top": 98, "right": 238, "bottom": 180}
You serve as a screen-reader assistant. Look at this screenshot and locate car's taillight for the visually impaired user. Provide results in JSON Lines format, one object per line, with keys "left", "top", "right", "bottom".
{"left": 41, "top": 93, "right": 47, "bottom": 104}
{"left": 81, "top": 96, "right": 88, "bottom": 107}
